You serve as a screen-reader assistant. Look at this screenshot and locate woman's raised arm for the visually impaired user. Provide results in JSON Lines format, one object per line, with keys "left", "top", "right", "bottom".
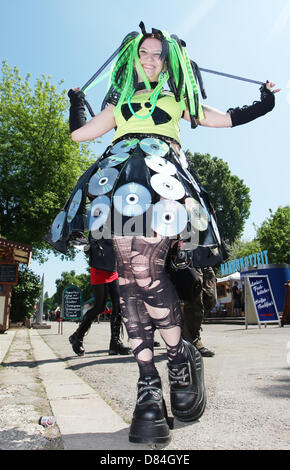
{"left": 183, "top": 81, "right": 280, "bottom": 129}
{"left": 68, "top": 88, "right": 116, "bottom": 142}
{"left": 71, "top": 105, "right": 116, "bottom": 142}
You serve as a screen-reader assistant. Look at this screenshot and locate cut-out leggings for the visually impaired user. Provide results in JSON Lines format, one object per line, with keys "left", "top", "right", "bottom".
{"left": 112, "top": 236, "right": 187, "bottom": 378}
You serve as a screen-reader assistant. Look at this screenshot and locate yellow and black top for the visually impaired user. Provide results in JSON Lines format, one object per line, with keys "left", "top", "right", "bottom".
{"left": 113, "top": 91, "right": 184, "bottom": 145}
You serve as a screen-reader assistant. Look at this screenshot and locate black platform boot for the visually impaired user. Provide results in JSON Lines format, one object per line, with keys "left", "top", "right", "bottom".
{"left": 69, "top": 312, "right": 93, "bottom": 356}
{"left": 109, "top": 313, "right": 131, "bottom": 355}
{"left": 167, "top": 340, "right": 206, "bottom": 422}
{"left": 129, "top": 376, "right": 172, "bottom": 445}
{"left": 69, "top": 332, "right": 85, "bottom": 356}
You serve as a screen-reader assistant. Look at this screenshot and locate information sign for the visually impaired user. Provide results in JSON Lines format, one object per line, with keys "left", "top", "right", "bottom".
{"left": 62, "top": 285, "right": 82, "bottom": 321}
{"left": 0, "top": 263, "right": 18, "bottom": 284}
{"left": 245, "top": 275, "right": 280, "bottom": 328}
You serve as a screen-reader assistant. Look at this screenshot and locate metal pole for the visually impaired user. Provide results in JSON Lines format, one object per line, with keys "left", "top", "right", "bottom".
{"left": 199, "top": 67, "right": 264, "bottom": 85}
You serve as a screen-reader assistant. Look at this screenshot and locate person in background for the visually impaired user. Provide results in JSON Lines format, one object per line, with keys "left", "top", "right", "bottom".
{"left": 69, "top": 238, "right": 131, "bottom": 356}
{"left": 182, "top": 267, "right": 217, "bottom": 357}
{"left": 167, "top": 263, "right": 217, "bottom": 357}
{"left": 232, "top": 281, "right": 242, "bottom": 316}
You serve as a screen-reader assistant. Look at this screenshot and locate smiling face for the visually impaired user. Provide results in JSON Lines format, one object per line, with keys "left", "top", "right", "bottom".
{"left": 137, "top": 37, "right": 164, "bottom": 82}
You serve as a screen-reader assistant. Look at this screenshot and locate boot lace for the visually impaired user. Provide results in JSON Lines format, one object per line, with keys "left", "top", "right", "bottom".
{"left": 168, "top": 364, "right": 190, "bottom": 386}
{"left": 136, "top": 377, "right": 162, "bottom": 403}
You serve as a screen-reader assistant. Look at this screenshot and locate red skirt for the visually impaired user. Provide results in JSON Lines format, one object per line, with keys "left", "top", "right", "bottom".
{"left": 90, "top": 267, "right": 118, "bottom": 285}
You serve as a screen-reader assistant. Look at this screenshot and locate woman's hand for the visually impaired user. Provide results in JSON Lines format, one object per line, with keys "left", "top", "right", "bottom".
{"left": 265, "top": 81, "right": 281, "bottom": 94}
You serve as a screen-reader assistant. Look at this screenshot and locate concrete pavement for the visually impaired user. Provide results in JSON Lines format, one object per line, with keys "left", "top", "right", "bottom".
{"left": 1, "top": 321, "right": 290, "bottom": 450}
{"left": 29, "top": 328, "right": 148, "bottom": 450}
{"left": 0, "top": 328, "right": 16, "bottom": 363}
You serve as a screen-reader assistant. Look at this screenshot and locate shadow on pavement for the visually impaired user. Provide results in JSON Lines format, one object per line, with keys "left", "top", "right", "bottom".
{"left": 61, "top": 426, "right": 159, "bottom": 451}
{"left": 256, "top": 370, "right": 290, "bottom": 399}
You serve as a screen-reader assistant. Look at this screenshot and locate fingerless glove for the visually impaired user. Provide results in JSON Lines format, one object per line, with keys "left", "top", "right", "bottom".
{"left": 68, "top": 89, "right": 86, "bottom": 133}
{"left": 227, "top": 83, "right": 275, "bottom": 127}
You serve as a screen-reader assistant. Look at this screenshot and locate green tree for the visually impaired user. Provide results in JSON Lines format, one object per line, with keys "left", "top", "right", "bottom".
{"left": 52, "top": 269, "right": 91, "bottom": 306}
{"left": 186, "top": 151, "right": 251, "bottom": 244}
{"left": 10, "top": 266, "right": 40, "bottom": 322}
{"left": 0, "top": 61, "right": 95, "bottom": 261}
{"left": 43, "top": 291, "right": 58, "bottom": 315}
{"left": 226, "top": 238, "right": 262, "bottom": 261}
{"left": 256, "top": 206, "right": 290, "bottom": 264}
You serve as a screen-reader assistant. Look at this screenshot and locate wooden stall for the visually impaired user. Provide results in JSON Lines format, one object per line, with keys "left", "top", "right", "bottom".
{"left": 0, "top": 238, "right": 32, "bottom": 332}
{"left": 215, "top": 272, "right": 243, "bottom": 317}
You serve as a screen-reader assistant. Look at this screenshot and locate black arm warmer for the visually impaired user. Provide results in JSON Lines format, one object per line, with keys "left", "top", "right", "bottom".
{"left": 227, "top": 84, "right": 275, "bottom": 127}
{"left": 68, "top": 89, "right": 87, "bottom": 133}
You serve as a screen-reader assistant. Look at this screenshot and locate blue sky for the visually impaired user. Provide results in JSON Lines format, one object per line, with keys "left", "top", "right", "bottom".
{"left": 1, "top": 0, "right": 289, "bottom": 297}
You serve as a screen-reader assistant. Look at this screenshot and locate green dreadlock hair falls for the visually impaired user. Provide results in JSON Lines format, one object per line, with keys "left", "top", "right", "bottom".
{"left": 101, "top": 22, "right": 205, "bottom": 128}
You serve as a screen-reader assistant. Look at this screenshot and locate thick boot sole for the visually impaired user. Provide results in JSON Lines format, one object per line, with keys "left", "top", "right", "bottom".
{"left": 172, "top": 392, "right": 206, "bottom": 422}
{"left": 108, "top": 349, "right": 130, "bottom": 356}
{"left": 129, "top": 417, "right": 170, "bottom": 445}
{"left": 108, "top": 341, "right": 131, "bottom": 356}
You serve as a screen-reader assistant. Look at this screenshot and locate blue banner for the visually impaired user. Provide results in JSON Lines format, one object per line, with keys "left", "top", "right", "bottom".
{"left": 247, "top": 275, "right": 280, "bottom": 323}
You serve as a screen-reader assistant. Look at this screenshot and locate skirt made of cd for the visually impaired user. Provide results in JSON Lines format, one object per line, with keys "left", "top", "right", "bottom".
{"left": 45, "top": 135, "right": 224, "bottom": 267}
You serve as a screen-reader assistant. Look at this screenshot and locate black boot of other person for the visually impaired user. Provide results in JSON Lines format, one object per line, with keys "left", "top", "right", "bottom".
{"left": 168, "top": 340, "right": 206, "bottom": 422}
{"left": 69, "top": 332, "right": 85, "bottom": 356}
{"left": 69, "top": 311, "right": 93, "bottom": 356}
{"left": 109, "top": 313, "right": 131, "bottom": 355}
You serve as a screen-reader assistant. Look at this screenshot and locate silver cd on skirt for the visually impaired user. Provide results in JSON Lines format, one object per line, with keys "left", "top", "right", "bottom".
{"left": 99, "top": 152, "right": 130, "bottom": 168}
{"left": 67, "top": 189, "right": 83, "bottom": 223}
{"left": 88, "top": 168, "right": 119, "bottom": 196}
{"left": 110, "top": 139, "right": 139, "bottom": 154}
{"left": 140, "top": 137, "right": 169, "bottom": 157}
{"left": 51, "top": 210, "right": 67, "bottom": 242}
{"left": 185, "top": 197, "right": 209, "bottom": 231}
{"left": 151, "top": 199, "right": 188, "bottom": 237}
{"left": 113, "top": 183, "right": 152, "bottom": 217}
{"left": 150, "top": 173, "right": 185, "bottom": 200}
{"left": 145, "top": 155, "right": 177, "bottom": 176}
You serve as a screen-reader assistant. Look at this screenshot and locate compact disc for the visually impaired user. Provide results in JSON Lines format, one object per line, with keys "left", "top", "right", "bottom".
{"left": 51, "top": 210, "right": 66, "bottom": 242}
{"left": 199, "top": 196, "right": 211, "bottom": 219}
{"left": 86, "top": 195, "right": 110, "bottom": 231}
{"left": 178, "top": 149, "right": 189, "bottom": 169}
{"left": 88, "top": 168, "right": 119, "bottom": 196}
{"left": 110, "top": 139, "right": 139, "bottom": 154}
{"left": 99, "top": 153, "right": 130, "bottom": 168}
{"left": 189, "top": 173, "right": 201, "bottom": 193}
{"left": 150, "top": 174, "right": 185, "bottom": 200}
{"left": 145, "top": 155, "right": 176, "bottom": 176}
{"left": 113, "top": 183, "right": 152, "bottom": 217}
{"left": 210, "top": 214, "right": 221, "bottom": 244}
{"left": 182, "top": 168, "right": 201, "bottom": 193}
{"left": 151, "top": 199, "right": 188, "bottom": 237}
{"left": 185, "top": 197, "right": 209, "bottom": 231}
{"left": 67, "top": 189, "right": 83, "bottom": 223}
{"left": 140, "top": 137, "right": 169, "bottom": 157}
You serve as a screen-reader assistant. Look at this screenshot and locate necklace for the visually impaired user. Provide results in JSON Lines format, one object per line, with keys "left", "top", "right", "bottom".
{"left": 128, "top": 85, "right": 162, "bottom": 119}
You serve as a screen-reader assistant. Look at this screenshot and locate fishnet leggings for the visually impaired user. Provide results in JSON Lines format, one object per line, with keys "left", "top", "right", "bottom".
{"left": 113, "top": 236, "right": 186, "bottom": 378}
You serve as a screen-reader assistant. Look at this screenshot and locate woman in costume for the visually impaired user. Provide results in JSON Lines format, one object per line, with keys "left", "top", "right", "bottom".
{"left": 46, "top": 23, "right": 279, "bottom": 445}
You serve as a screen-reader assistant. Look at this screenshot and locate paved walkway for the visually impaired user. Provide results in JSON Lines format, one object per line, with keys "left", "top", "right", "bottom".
{"left": 1, "top": 321, "right": 290, "bottom": 450}
{"left": 29, "top": 328, "right": 147, "bottom": 450}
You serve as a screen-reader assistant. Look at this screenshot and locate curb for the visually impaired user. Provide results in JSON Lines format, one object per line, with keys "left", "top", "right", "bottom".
{"left": 29, "top": 328, "right": 148, "bottom": 450}
{"left": 0, "top": 329, "right": 17, "bottom": 364}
